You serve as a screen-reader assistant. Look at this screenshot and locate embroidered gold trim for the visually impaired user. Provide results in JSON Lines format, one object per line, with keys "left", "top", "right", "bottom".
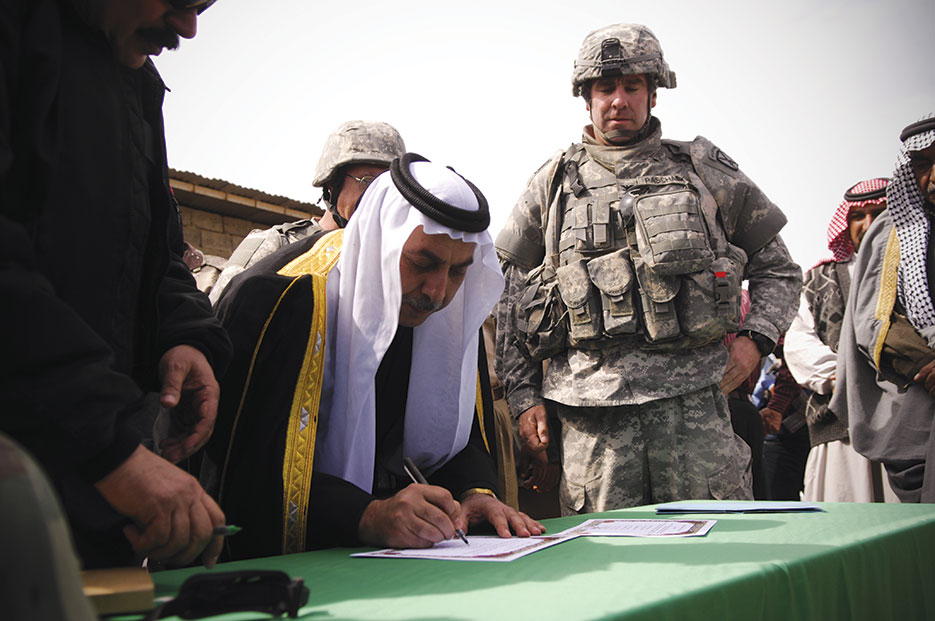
{"left": 278, "top": 231, "right": 344, "bottom": 555}
{"left": 871, "top": 228, "right": 900, "bottom": 368}
{"left": 278, "top": 229, "right": 343, "bottom": 277}
{"left": 475, "top": 374, "right": 490, "bottom": 454}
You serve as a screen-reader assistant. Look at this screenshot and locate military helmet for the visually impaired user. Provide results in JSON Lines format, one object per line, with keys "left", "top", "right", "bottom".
{"left": 571, "top": 23, "right": 676, "bottom": 97}
{"left": 312, "top": 120, "right": 406, "bottom": 187}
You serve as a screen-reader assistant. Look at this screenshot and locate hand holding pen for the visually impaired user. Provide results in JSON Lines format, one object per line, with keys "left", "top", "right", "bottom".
{"left": 356, "top": 459, "right": 469, "bottom": 549}
{"left": 403, "top": 457, "right": 469, "bottom": 545}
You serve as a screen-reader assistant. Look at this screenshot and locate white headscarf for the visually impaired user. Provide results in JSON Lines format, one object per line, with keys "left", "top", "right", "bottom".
{"left": 313, "top": 161, "right": 504, "bottom": 492}
{"left": 889, "top": 112, "right": 935, "bottom": 346}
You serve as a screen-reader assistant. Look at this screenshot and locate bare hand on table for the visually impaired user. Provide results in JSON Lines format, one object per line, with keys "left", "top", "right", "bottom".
{"left": 461, "top": 491, "right": 545, "bottom": 538}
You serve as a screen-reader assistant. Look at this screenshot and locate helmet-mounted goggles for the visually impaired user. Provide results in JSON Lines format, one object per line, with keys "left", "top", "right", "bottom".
{"left": 167, "top": 0, "right": 217, "bottom": 14}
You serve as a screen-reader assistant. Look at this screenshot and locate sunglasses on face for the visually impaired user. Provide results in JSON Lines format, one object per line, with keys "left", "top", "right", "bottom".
{"left": 167, "top": 0, "right": 217, "bottom": 14}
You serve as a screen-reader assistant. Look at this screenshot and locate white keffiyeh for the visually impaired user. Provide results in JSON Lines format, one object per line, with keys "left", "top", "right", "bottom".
{"left": 313, "top": 161, "right": 504, "bottom": 493}
{"left": 888, "top": 112, "right": 935, "bottom": 345}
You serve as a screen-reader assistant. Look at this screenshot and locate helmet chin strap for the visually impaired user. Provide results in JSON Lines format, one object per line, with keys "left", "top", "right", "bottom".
{"left": 327, "top": 202, "right": 348, "bottom": 228}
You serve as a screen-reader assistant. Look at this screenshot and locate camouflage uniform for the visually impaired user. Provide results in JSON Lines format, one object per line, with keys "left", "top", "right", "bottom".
{"left": 206, "top": 121, "right": 406, "bottom": 303}
{"left": 495, "top": 24, "right": 801, "bottom": 514}
{"left": 207, "top": 219, "right": 323, "bottom": 303}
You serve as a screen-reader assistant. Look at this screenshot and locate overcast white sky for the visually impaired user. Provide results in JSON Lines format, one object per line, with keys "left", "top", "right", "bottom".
{"left": 155, "top": 0, "right": 934, "bottom": 270}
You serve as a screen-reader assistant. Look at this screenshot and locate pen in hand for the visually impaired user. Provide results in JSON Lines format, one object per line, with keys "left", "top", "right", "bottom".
{"left": 212, "top": 524, "right": 242, "bottom": 537}
{"left": 403, "top": 457, "right": 469, "bottom": 546}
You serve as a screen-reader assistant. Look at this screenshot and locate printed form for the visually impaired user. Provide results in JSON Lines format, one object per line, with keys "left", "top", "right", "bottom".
{"left": 352, "top": 518, "right": 716, "bottom": 562}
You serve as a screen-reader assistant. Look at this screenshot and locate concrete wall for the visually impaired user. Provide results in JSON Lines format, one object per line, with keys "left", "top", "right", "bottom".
{"left": 178, "top": 205, "right": 267, "bottom": 259}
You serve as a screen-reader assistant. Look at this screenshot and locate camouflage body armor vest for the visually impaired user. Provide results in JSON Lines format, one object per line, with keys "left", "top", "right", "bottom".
{"left": 517, "top": 141, "right": 747, "bottom": 359}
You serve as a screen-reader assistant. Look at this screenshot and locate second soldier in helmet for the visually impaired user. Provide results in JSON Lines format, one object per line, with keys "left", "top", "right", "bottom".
{"left": 208, "top": 120, "right": 406, "bottom": 302}
{"left": 495, "top": 23, "right": 802, "bottom": 514}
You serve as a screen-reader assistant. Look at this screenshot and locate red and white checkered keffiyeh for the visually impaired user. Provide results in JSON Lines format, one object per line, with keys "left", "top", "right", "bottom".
{"left": 826, "top": 177, "right": 889, "bottom": 263}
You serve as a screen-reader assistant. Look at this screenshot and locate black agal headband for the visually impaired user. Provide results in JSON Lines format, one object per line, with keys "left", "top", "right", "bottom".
{"left": 389, "top": 153, "right": 490, "bottom": 233}
{"left": 899, "top": 117, "right": 935, "bottom": 143}
{"left": 844, "top": 178, "right": 890, "bottom": 202}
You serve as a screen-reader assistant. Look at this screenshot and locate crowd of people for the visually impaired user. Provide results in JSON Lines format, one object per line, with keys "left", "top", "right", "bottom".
{"left": 1, "top": 2, "right": 932, "bottom": 618}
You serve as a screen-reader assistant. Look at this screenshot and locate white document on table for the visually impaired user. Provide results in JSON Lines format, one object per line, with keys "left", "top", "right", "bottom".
{"left": 556, "top": 518, "right": 716, "bottom": 538}
{"left": 352, "top": 518, "right": 718, "bottom": 561}
{"left": 351, "top": 535, "right": 570, "bottom": 562}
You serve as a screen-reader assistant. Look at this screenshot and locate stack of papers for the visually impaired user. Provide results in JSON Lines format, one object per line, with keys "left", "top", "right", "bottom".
{"left": 352, "top": 518, "right": 717, "bottom": 562}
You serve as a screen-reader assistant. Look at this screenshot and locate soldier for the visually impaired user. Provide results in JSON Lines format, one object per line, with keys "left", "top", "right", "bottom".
{"left": 495, "top": 23, "right": 802, "bottom": 514}
{"left": 207, "top": 120, "right": 406, "bottom": 302}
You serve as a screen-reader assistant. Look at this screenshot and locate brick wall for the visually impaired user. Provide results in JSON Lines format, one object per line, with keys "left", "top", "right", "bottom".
{"left": 179, "top": 205, "right": 269, "bottom": 259}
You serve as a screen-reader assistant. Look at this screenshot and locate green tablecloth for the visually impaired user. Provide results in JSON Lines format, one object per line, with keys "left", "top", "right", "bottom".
{"left": 145, "top": 502, "right": 935, "bottom": 621}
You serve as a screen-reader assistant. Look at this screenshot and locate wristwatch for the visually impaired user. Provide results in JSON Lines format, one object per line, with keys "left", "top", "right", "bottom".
{"left": 736, "top": 329, "right": 775, "bottom": 356}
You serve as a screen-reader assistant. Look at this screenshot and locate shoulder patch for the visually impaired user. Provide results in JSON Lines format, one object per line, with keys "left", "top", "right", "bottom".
{"left": 710, "top": 146, "right": 739, "bottom": 171}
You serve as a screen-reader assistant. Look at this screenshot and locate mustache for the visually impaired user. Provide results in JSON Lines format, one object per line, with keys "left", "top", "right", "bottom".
{"left": 401, "top": 295, "right": 443, "bottom": 313}
{"left": 137, "top": 27, "right": 181, "bottom": 51}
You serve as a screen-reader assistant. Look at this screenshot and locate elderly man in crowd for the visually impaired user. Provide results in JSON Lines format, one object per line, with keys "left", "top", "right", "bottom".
{"left": 206, "top": 120, "right": 406, "bottom": 301}
{"left": 204, "top": 154, "right": 542, "bottom": 560}
{"left": 785, "top": 178, "right": 897, "bottom": 502}
{"left": 831, "top": 114, "right": 935, "bottom": 502}
{"left": 494, "top": 23, "right": 801, "bottom": 515}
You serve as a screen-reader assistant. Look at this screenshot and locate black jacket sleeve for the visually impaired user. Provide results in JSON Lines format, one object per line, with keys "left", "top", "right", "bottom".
{"left": 157, "top": 239, "right": 232, "bottom": 377}
{"left": 0, "top": 221, "right": 145, "bottom": 483}
{"left": 0, "top": 2, "right": 144, "bottom": 482}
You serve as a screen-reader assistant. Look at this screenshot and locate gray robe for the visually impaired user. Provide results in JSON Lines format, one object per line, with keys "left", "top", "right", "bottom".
{"left": 831, "top": 212, "right": 935, "bottom": 501}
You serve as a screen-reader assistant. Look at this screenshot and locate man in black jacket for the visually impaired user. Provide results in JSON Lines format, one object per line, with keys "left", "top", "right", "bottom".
{"left": 0, "top": 0, "right": 231, "bottom": 571}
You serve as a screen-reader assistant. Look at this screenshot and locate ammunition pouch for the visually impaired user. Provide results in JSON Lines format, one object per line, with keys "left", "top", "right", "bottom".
{"left": 633, "top": 254, "right": 681, "bottom": 341}
{"left": 515, "top": 262, "right": 567, "bottom": 361}
{"left": 587, "top": 249, "right": 638, "bottom": 336}
{"left": 556, "top": 259, "right": 602, "bottom": 345}
{"left": 645, "top": 243, "right": 745, "bottom": 350}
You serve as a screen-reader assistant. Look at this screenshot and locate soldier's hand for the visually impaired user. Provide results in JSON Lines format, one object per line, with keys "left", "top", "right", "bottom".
{"left": 158, "top": 344, "right": 220, "bottom": 462}
{"left": 517, "top": 404, "right": 549, "bottom": 454}
{"left": 358, "top": 484, "right": 465, "bottom": 549}
{"left": 94, "top": 445, "right": 226, "bottom": 568}
{"left": 720, "top": 336, "right": 761, "bottom": 395}
{"left": 913, "top": 360, "right": 935, "bottom": 396}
